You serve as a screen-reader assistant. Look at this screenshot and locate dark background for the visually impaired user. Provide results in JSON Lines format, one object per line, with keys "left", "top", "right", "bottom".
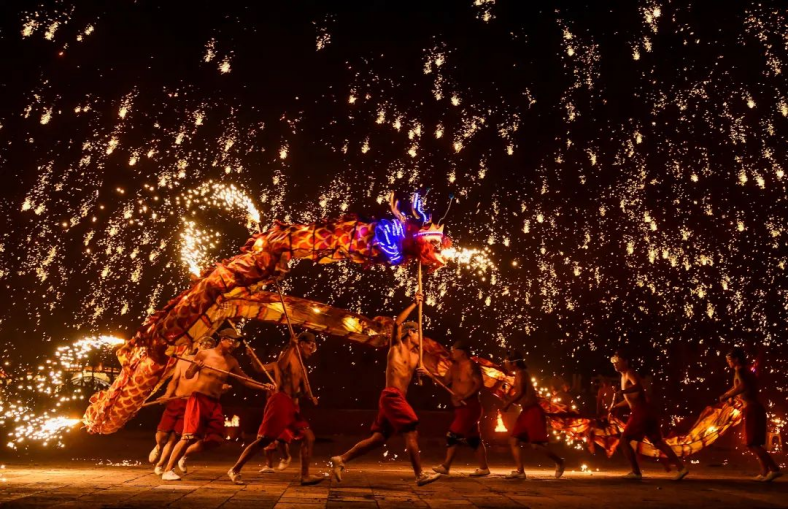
{"left": 0, "top": 0, "right": 785, "bottom": 425}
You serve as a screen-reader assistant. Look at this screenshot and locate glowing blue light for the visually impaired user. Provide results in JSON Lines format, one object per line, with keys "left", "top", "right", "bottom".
{"left": 373, "top": 219, "right": 406, "bottom": 265}
{"left": 412, "top": 193, "right": 429, "bottom": 223}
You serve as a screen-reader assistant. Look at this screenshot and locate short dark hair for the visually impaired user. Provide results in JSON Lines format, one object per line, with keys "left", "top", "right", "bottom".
{"left": 726, "top": 347, "right": 746, "bottom": 365}
{"left": 452, "top": 339, "right": 471, "bottom": 355}
{"left": 506, "top": 350, "right": 527, "bottom": 370}
{"left": 612, "top": 348, "right": 629, "bottom": 361}
{"left": 297, "top": 331, "right": 316, "bottom": 343}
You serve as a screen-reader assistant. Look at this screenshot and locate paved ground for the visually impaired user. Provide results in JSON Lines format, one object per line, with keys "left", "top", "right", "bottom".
{"left": 1, "top": 434, "right": 786, "bottom": 508}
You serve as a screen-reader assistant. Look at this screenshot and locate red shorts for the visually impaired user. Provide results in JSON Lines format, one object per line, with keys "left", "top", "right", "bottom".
{"left": 449, "top": 397, "right": 483, "bottom": 438}
{"left": 157, "top": 398, "right": 187, "bottom": 435}
{"left": 622, "top": 403, "right": 662, "bottom": 443}
{"left": 371, "top": 387, "right": 419, "bottom": 438}
{"left": 182, "top": 392, "right": 225, "bottom": 444}
{"left": 742, "top": 402, "right": 767, "bottom": 446}
{"left": 257, "top": 392, "right": 309, "bottom": 441}
{"left": 511, "top": 403, "right": 548, "bottom": 443}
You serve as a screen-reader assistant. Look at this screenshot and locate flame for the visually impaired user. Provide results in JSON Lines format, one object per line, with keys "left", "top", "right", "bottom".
{"left": 224, "top": 414, "right": 240, "bottom": 427}
{"left": 495, "top": 410, "right": 507, "bottom": 432}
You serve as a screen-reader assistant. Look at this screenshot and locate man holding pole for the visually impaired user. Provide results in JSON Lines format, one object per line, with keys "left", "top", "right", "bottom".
{"left": 227, "top": 331, "right": 325, "bottom": 486}
{"left": 432, "top": 339, "right": 490, "bottom": 477}
{"left": 330, "top": 292, "right": 441, "bottom": 487}
{"left": 149, "top": 335, "right": 216, "bottom": 475}
{"left": 161, "top": 328, "right": 273, "bottom": 481}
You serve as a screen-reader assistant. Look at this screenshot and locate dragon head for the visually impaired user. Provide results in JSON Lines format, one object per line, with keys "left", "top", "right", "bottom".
{"left": 374, "top": 191, "right": 452, "bottom": 272}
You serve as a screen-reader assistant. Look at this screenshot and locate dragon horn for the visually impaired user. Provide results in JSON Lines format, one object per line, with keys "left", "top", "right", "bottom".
{"left": 410, "top": 192, "right": 431, "bottom": 223}
{"left": 436, "top": 193, "right": 454, "bottom": 225}
{"left": 389, "top": 192, "right": 407, "bottom": 223}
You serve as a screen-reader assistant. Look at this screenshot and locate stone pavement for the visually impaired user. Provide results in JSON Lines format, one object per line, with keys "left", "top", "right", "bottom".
{"left": 1, "top": 455, "right": 786, "bottom": 508}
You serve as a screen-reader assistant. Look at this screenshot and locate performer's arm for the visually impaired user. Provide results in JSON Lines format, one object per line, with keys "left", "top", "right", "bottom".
{"left": 394, "top": 293, "right": 421, "bottom": 325}
{"left": 231, "top": 360, "right": 272, "bottom": 391}
{"left": 456, "top": 363, "right": 483, "bottom": 400}
{"left": 185, "top": 351, "right": 207, "bottom": 379}
{"left": 502, "top": 371, "right": 524, "bottom": 411}
{"left": 617, "top": 371, "right": 643, "bottom": 395}
{"left": 610, "top": 398, "right": 629, "bottom": 411}
{"left": 719, "top": 370, "right": 746, "bottom": 401}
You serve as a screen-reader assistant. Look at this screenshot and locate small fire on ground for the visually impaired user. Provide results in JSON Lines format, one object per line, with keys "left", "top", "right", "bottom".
{"left": 495, "top": 410, "right": 507, "bottom": 432}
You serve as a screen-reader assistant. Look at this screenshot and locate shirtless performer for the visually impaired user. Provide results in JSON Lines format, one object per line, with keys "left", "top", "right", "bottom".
{"left": 432, "top": 339, "right": 490, "bottom": 477}
{"left": 719, "top": 347, "right": 781, "bottom": 482}
{"left": 609, "top": 350, "right": 688, "bottom": 481}
{"left": 149, "top": 335, "right": 217, "bottom": 475}
{"left": 501, "top": 350, "right": 564, "bottom": 480}
{"left": 161, "top": 328, "right": 272, "bottom": 481}
{"left": 330, "top": 293, "right": 441, "bottom": 486}
{"left": 228, "top": 331, "right": 324, "bottom": 486}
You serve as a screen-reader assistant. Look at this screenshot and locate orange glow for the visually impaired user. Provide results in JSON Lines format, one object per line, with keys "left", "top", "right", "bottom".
{"left": 495, "top": 410, "right": 507, "bottom": 432}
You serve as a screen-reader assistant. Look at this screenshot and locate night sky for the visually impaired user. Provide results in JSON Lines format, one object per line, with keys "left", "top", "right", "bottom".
{"left": 0, "top": 0, "right": 786, "bottom": 440}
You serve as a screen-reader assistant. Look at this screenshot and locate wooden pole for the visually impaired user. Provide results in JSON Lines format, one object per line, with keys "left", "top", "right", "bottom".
{"left": 141, "top": 395, "right": 188, "bottom": 408}
{"left": 242, "top": 338, "right": 278, "bottom": 387}
{"left": 423, "top": 369, "right": 465, "bottom": 404}
{"left": 272, "top": 279, "right": 318, "bottom": 405}
{"left": 171, "top": 355, "right": 270, "bottom": 391}
{"left": 225, "top": 319, "right": 278, "bottom": 387}
{"left": 416, "top": 261, "right": 424, "bottom": 386}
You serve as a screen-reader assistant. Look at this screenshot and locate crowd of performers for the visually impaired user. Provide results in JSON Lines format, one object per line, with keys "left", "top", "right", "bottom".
{"left": 147, "top": 293, "right": 783, "bottom": 486}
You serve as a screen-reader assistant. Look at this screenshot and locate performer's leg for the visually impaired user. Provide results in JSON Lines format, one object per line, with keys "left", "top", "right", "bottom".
{"left": 530, "top": 443, "right": 563, "bottom": 465}
{"left": 156, "top": 433, "right": 178, "bottom": 469}
{"left": 749, "top": 445, "right": 779, "bottom": 476}
{"left": 300, "top": 429, "right": 315, "bottom": 479}
{"left": 165, "top": 437, "right": 194, "bottom": 472}
{"left": 340, "top": 432, "right": 387, "bottom": 464}
{"left": 619, "top": 438, "right": 641, "bottom": 475}
{"left": 653, "top": 440, "right": 684, "bottom": 471}
{"left": 509, "top": 437, "right": 524, "bottom": 473}
{"left": 475, "top": 440, "right": 489, "bottom": 471}
{"left": 530, "top": 443, "right": 565, "bottom": 478}
{"left": 441, "top": 445, "right": 458, "bottom": 471}
{"left": 231, "top": 437, "right": 271, "bottom": 473}
{"left": 264, "top": 443, "right": 276, "bottom": 468}
{"left": 155, "top": 430, "right": 170, "bottom": 450}
{"left": 183, "top": 436, "right": 220, "bottom": 457}
{"left": 279, "top": 442, "right": 291, "bottom": 463}
{"left": 403, "top": 429, "right": 423, "bottom": 477}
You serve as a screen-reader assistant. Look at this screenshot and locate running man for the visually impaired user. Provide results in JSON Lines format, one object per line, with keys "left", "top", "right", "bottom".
{"left": 432, "top": 339, "right": 490, "bottom": 477}
{"left": 609, "top": 350, "right": 688, "bottom": 481}
{"left": 719, "top": 347, "right": 782, "bottom": 482}
{"left": 228, "top": 331, "right": 324, "bottom": 486}
{"left": 501, "top": 350, "right": 564, "bottom": 480}
{"left": 161, "top": 328, "right": 272, "bottom": 481}
{"left": 149, "top": 335, "right": 216, "bottom": 475}
{"left": 330, "top": 293, "right": 441, "bottom": 486}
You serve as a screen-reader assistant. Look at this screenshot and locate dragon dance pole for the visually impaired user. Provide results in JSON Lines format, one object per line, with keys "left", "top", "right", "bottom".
{"left": 240, "top": 338, "right": 278, "bottom": 387}
{"left": 141, "top": 395, "right": 188, "bottom": 408}
{"left": 273, "top": 279, "right": 318, "bottom": 405}
{"left": 226, "top": 318, "right": 279, "bottom": 387}
{"left": 170, "top": 355, "right": 271, "bottom": 390}
{"left": 416, "top": 260, "right": 424, "bottom": 386}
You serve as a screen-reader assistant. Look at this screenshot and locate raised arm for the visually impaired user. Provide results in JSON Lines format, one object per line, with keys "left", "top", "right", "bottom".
{"left": 395, "top": 293, "right": 422, "bottom": 325}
